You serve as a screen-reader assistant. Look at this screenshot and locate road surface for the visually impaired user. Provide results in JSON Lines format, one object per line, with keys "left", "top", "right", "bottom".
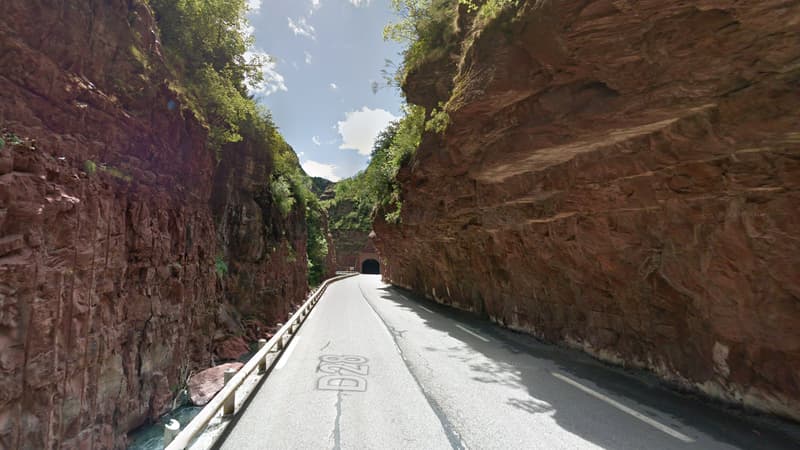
{"left": 219, "top": 275, "right": 799, "bottom": 449}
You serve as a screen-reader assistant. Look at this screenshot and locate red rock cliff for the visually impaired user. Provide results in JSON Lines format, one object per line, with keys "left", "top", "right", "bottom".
{"left": 0, "top": 1, "right": 311, "bottom": 448}
{"left": 211, "top": 137, "right": 310, "bottom": 332}
{"left": 374, "top": 0, "right": 800, "bottom": 421}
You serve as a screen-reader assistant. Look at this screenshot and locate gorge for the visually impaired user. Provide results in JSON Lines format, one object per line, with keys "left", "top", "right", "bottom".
{"left": 0, "top": 0, "right": 799, "bottom": 448}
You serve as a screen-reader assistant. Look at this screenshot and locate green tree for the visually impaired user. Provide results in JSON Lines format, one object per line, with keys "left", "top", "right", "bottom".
{"left": 148, "top": 0, "right": 330, "bottom": 285}
{"left": 149, "top": 0, "right": 264, "bottom": 153}
{"left": 384, "top": 0, "right": 521, "bottom": 85}
{"left": 325, "top": 104, "right": 425, "bottom": 228}
{"left": 384, "top": 0, "right": 459, "bottom": 84}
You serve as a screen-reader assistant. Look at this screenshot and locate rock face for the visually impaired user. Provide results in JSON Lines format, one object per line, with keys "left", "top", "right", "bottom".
{"left": 0, "top": 1, "right": 311, "bottom": 448}
{"left": 211, "top": 137, "right": 310, "bottom": 326}
{"left": 374, "top": 0, "right": 800, "bottom": 421}
{"left": 331, "top": 229, "right": 371, "bottom": 272}
{"left": 326, "top": 198, "right": 372, "bottom": 272}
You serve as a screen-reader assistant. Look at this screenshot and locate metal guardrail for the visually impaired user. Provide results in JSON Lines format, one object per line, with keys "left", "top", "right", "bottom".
{"left": 164, "top": 273, "right": 358, "bottom": 450}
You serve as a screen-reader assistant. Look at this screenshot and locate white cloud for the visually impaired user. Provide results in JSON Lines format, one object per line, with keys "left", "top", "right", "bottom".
{"left": 349, "top": 0, "right": 371, "bottom": 6}
{"left": 247, "top": 0, "right": 261, "bottom": 13}
{"left": 329, "top": 82, "right": 338, "bottom": 90}
{"left": 288, "top": 17, "right": 315, "bottom": 40}
{"left": 312, "top": 136, "right": 321, "bottom": 146}
{"left": 308, "top": 0, "right": 322, "bottom": 16}
{"left": 337, "top": 107, "right": 398, "bottom": 156}
{"left": 244, "top": 50, "right": 287, "bottom": 96}
{"left": 302, "top": 160, "right": 341, "bottom": 181}
{"left": 304, "top": 51, "right": 313, "bottom": 65}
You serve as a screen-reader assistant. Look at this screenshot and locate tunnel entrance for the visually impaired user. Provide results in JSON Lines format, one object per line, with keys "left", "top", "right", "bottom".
{"left": 361, "top": 259, "right": 380, "bottom": 275}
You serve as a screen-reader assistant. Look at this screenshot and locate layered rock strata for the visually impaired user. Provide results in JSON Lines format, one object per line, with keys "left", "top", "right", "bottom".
{"left": 0, "top": 1, "right": 312, "bottom": 448}
{"left": 374, "top": 0, "right": 800, "bottom": 421}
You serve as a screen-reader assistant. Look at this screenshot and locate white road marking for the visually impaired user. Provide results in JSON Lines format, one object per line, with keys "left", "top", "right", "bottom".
{"left": 276, "top": 337, "right": 300, "bottom": 370}
{"left": 552, "top": 372, "right": 695, "bottom": 442}
{"left": 456, "top": 324, "right": 490, "bottom": 342}
{"left": 398, "top": 292, "right": 434, "bottom": 314}
{"left": 399, "top": 294, "right": 434, "bottom": 314}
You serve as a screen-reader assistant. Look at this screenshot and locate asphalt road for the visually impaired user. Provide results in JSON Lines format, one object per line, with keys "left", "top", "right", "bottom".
{"left": 219, "top": 275, "right": 800, "bottom": 450}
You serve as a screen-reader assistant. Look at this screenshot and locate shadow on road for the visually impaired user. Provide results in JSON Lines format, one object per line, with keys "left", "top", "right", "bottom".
{"left": 370, "top": 281, "right": 800, "bottom": 449}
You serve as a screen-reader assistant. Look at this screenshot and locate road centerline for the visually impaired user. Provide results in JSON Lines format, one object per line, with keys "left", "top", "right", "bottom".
{"left": 552, "top": 372, "right": 695, "bottom": 443}
{"left": 455, "top": 324, "right": 490, "bottom": 343}
{"left": 357, "top": 280, "right": 468, "bottom": 450}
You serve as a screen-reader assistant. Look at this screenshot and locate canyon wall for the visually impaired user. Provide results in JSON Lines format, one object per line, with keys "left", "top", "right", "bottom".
{"left": 331, "top": 229, "right": 370, "bottom": 272}
{"left": 211, "top": 138, "right": 310, "bottom": 347}
{"left": 0, "top": 0, "right": 311, "bottom": 448}
{"left": 325, "top": 195, "right": 371, "bottom": 272}
{"left": 374, "top": 0, "right": 800, "bottom": 421}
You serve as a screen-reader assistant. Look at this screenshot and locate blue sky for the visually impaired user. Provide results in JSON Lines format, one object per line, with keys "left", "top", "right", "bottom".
{"left": 245, "top": 0, "right": 405, "bottom": 181}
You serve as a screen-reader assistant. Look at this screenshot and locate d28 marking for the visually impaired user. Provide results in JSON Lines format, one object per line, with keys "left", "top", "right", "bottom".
{"left": 316, "top": 355, "right": 369, "bottom": 392}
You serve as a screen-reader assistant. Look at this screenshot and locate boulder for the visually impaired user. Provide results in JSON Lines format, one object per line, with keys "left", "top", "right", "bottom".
{"left": 188, "top": 362, "right": 244, "bottom": 406}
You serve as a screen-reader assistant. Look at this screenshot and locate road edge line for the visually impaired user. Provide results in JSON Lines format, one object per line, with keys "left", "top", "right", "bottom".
{"left": 552, "top": 372, "right": 694, "bottom": 443}
{"left": 455, "top": 325, "right": 490, "bottom": 343}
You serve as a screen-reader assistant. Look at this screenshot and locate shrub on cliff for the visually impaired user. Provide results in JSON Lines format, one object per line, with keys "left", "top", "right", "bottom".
{"left": 306, "top": 205, "right": 329, "bottom": 286}
{"left": 385, "top": 0, "right": 460, "bottom": 84}
{"left": 148, "top": 0, "right": 265, "bottom": 153}
{"left": 270, "top": 175, "right": 295, "bottom": 216}
{"left": 148, "top": 0, "right": 329, "bottom": 286}
{"left": 325, "top": 105, "right": 425, "bottom": 227}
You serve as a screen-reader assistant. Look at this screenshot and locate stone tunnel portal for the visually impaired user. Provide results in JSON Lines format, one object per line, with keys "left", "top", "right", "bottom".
{"left": 361, "top": 259, "right": 380, "bottom": 275}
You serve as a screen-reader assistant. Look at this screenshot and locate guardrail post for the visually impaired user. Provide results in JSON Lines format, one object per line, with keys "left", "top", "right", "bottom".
{"left": 223, "top": 368, "right": 236, "bottom": 417}
{"left": 163, "top": 418, "right": 180, "bottom": 448}
{"left": 275, "top": 324, "right": 284, "bottom": 350}
{"left": 258, "top": 339, "right": 267, "bottom": 374}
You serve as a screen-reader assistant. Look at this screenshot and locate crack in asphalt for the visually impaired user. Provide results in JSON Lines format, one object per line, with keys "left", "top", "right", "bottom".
{"left": 388, "top": 326, "right": 408, "bottom": 338}
{"left": 333, "top": 390, "right": 344, "bottom": 450}
{"left": 358, "top": 281, "right": 468, "bottom": 450}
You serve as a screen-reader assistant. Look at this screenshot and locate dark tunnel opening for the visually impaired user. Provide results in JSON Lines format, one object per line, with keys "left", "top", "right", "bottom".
{"left": 361, "top": 259, "right": 380, "bottom": 274}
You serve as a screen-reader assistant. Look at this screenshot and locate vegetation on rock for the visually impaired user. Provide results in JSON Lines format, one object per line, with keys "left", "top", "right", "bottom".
{"left": 148, "top": 0, "right": 328, "bottom": 286}
{"left": 327, "top": 0, "right": 521, "bottom": 230}
{"left": 148, "top": 0, "right": 267, "bottom": 150}
{"left": 385, "top": 0, "right": 519, "bottom": 84}
{"left": 323, "top": 105, "right": 425, "bottom": 228}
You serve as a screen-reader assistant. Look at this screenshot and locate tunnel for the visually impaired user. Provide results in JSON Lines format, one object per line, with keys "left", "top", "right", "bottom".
{"left": 361, "top": 259, "right": 380, "bottom": 274}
